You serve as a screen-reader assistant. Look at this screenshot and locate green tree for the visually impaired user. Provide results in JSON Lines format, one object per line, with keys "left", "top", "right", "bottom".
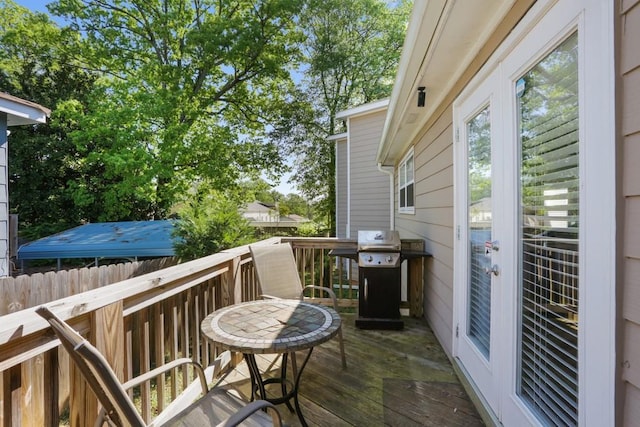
{"left": 281, "top": 193, "right": 310, "bottom": 217}
{"left": 48, "top": 0, "right": 303, "bottom": 220}
{"left": 172, "top": 188, "right": 254, "bottom": 260}
{"left": 274, "top": 0, "right": 411, "bottom": 234}
{"left": 0, "top": 0, "right": 98, "bottom": 237}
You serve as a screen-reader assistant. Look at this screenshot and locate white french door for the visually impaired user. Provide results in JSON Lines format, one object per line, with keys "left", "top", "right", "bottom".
{"left": 453, "top": 1, "right": 615, "bottom": 425}
{"left": 454, "top": 69, "right": 503, "bottom": 415}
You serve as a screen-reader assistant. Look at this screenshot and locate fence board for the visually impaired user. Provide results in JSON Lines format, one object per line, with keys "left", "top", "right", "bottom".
{"left": 0, "top": 258, "right": 178, "bottom": 315}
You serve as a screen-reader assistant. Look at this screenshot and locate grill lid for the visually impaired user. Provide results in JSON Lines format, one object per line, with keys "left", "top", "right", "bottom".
{"left": 357, "top": 230, "right": 401, "bottom": 252}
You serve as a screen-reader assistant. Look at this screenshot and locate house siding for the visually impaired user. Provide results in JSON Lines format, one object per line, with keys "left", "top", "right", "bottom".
{"left": 393, "top": 1, "right": 536, "bottom": 357}
{"left": 348, "top": 110, "right": 390, "bottom": 238}
{"left": 336, "top": 138, "right": 348, "bottom": 238}
{"left": 0, "top": 120, "right": 7, "bottom": 277}
{"left": 395, "top": 107, "right": 455, "bottom": 352}
{"left": 620, "top": 0, "right": 640, "bottom": 425}
{"left": 386, "top": 0, "right": 626, "bottom": 422}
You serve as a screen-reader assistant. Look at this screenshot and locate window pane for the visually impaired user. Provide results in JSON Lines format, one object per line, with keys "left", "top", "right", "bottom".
{"left": 517, "top": 32, "right": 579, "bottom": 427}
{"left": 467, "top": 105, "right": 492, "bottom": 359}
{"left": 407, "top": 183, "right": 414, "bottom": 208}
{"left": 407, "top": 155, "right": 414, "bottom": 182}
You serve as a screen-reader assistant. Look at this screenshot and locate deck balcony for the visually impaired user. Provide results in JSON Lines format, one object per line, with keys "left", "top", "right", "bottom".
{"left": 0, "top": 237, "right": 483, "bottom": 426}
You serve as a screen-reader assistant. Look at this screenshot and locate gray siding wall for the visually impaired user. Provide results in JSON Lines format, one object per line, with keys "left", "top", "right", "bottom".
{"left": 335, "top": 139, "right": 348, "bottom": 238}
{"left": 348, "top": 109, "right": 390, "bottom": 239}
{"left": 620, "top": 0, "right": 640, "bottom": 424}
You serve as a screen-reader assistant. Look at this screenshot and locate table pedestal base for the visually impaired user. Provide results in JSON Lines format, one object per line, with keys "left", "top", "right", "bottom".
{"left": 245, "top": 349, "right": 314, "bottom": 427}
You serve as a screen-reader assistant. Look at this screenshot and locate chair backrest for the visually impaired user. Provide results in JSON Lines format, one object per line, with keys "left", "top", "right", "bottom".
{"left": 36, "top": 306, "right": 146, "bottom": 427}
{"left": 250, "top": 243, "right": 304, "bottom": 300}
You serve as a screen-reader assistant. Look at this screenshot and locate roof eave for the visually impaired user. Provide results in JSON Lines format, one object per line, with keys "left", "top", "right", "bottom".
{"left": 335, "top": 98, "right": 389, "bottom": 120}
{"left": 378, "top": 0, "right": 517, "bottom": 166}
{"left": 0, "top": 92, "right": 51, "bottom": 126}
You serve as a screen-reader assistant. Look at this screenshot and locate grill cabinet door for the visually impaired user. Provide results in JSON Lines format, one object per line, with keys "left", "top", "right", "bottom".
{"left": 358, "top": 267, "right": 401, "bottom": 319}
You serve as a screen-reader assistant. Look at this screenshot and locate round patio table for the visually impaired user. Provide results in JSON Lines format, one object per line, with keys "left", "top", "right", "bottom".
{"left": 201, "top": 299, "right": 341, "bottom": 427}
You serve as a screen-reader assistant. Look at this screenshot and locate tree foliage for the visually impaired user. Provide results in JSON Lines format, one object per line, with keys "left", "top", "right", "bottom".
{"left": 0, "top": 0, "right": 97, "bottom": 236}
{"left": 2, "top": 0, "right": 408, "bottom": 245}
{"left": 46, "top": 0, "right": 302, "bottom": 219}
{"left": 172, "top": 188, "right": 254, "bottom": 261}
{"left": 273, "top": 0, "right": 411, "bottom": 233}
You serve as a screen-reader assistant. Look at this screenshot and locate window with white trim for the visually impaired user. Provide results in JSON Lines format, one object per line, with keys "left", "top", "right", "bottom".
{"left": 398, "top": 150, "right": 414, "bottom": 213}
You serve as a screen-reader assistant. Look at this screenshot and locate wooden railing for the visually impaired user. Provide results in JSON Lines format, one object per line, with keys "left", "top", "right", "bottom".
{"left": 0, "top": 236, "right": 424, "bottom": 426}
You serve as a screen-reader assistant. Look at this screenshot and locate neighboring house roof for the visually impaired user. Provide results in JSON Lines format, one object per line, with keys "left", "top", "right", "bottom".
{"left": 17, "top": 220, "right": 176, "bottom": 260}
{"left": 335, "top": 98, "right": 389, "bottom": 120}
{"left": 241, "top": 201, "right": 310, "bottom": 228}
{"left": 244, "top": 201, "right": 276, "bottom": 214}
{"left": 0, "top": 92, "right": 50, "bottom": 126}
{"left": 287, "top": 214, "right": 309, "bottom": 223}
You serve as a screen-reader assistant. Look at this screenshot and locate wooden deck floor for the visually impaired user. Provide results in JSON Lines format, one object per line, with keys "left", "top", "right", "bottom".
{"left": 217, "top": 313, "right": 485, "bottom": 426}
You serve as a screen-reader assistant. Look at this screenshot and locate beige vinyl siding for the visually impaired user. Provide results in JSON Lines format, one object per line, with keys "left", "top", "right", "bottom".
{"left": 395, "top": 108, "right": 455, "bottom": 352}
{"left": 335, "top": 138, "right": 348, "bottom": 238}
{"left": 621, "top": 0, "right": 640, "bottom": 425}
{"left": 349, "top": 109, "right": 390, "bottom": 238}
{"left": 392, "top": 3, "right": 533, "bottom": 356}
{"left": 0, "top": 140, "right": 7, "bottom": 277}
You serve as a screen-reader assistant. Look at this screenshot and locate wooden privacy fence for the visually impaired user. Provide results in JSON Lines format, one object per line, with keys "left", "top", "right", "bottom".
{"left": 0, "top": 237, "right": 426, "bottom": 426}
{"left": 0, "top": 257, "right": 179, "bottom": 316}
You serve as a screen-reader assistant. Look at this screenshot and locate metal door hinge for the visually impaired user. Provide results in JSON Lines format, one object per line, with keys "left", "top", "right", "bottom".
{"left": 455, "top": 127, "right": 460, "bottom": 143}
{"left": 456, "top": 324, "right": 459, "bottom": 338}
{"left": 456, "top": 225, "right": 460, "bottom": 240}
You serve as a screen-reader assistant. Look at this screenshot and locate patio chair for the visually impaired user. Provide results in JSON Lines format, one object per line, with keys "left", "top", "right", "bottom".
{"left": 36, "top": 306, "right": 282, "bottom": 427}
{"left": 249, "top": 242, "right": 347, "bottom": 369}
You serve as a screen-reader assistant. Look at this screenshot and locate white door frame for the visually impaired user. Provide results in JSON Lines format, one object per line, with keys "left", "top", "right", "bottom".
{"left": 452, "top": 67, "right": 503, "bottom": 416}
{"left": 452, "top": 0, "right": 615, "bottom": 425}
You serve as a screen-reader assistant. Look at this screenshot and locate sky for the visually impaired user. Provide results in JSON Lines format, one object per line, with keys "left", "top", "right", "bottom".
{"left": 15, "top": 1, "right": 49, "bottom": 13}
{"left": 13, "top": 0, "right": 299, "bottom": 196}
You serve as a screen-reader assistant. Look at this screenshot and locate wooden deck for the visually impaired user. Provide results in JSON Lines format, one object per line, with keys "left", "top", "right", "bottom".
{"left": 217, "top": 313, "right": 484, "bottom": 426}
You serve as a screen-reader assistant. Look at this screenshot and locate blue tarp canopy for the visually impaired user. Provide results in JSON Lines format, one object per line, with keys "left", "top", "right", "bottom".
{"left": 17, "top": 220, "right": 176, "bottom": 260}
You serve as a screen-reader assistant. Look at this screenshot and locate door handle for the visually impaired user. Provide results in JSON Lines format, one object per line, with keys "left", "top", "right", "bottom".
{"left": 484, "top": 264, "right": 500, "bottom": 276}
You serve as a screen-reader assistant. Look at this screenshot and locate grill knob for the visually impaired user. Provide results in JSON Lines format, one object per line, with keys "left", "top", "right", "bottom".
{"left": 367, "top": 255, "right": 373, "bottom": 262}
{"left": 386, "top": 255, "right": 392, "bottom": 263}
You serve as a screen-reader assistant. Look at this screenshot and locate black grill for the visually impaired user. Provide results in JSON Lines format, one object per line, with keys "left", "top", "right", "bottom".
{"left": 355, "top": 230, "right": 404, "bottom": 330}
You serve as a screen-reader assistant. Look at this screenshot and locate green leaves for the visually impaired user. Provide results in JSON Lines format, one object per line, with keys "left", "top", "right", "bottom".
{"left": 172, "top": 188, "right": 254, "bottom": 260}
{"left": 3, "top": 0, "right": 406, "bottom": 243}
{"left": 46, "top": 0, "right": 304, "bottom": 217}
{"left": 269, "top": 0, "right": 410, "bottom": 232}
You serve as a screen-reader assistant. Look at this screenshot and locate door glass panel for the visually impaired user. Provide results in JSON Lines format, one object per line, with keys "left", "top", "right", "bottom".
{"left": 517, "top": 32, "right": 579, "bottom": 426}
{"left": 467, "top": 105, "right": 492, "bottom": 359}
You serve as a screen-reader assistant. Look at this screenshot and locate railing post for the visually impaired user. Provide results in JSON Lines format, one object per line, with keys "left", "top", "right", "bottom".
{"left": 21, "top": 354, "right": 45, "bottom": 426}
{"left": 69, "top": 301, "right": 124, "bottom": 426}
{"left": 43, "top": 348, "right": 59, "bottom": 426}
{"left": 408, "top": 257, "right": 424, "bottom": 318}
{"left": 220, "top": 255, "right": 244, "bottom": 367}
{"left": 226, "top": 256, "right": 242, "bottom": 306}
{"left": 403, "top": 239, "right": 426, "bottom": 318}
{"left": 2, "top": 366, "right": 20, "bottom": 427}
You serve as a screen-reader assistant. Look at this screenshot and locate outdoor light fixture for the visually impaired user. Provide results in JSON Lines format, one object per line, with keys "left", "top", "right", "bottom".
{"left": 417, "top": 86, "right": 426, "bottom": 107}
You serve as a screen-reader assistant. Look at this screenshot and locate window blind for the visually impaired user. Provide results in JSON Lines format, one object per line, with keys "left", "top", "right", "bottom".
{"left": 517, "top": 32, "right": 579, "bottom": 426}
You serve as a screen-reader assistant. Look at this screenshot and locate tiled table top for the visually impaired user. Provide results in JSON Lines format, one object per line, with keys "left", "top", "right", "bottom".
{"left": 201, "top": 300, "right": 342, "bottom": 354}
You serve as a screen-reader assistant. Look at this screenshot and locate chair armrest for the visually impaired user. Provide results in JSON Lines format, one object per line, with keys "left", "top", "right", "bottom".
{"left": 215, "top": 400, "right": 282, "bottom": 427}
{"left": 302, "top": 285, "right": 340, "bottom": 311}
{"left": 259, "top": 294, "right": 281, "bottom": 300}
{"left": 122, "top": 357, "right": 209, "bottom": 394}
